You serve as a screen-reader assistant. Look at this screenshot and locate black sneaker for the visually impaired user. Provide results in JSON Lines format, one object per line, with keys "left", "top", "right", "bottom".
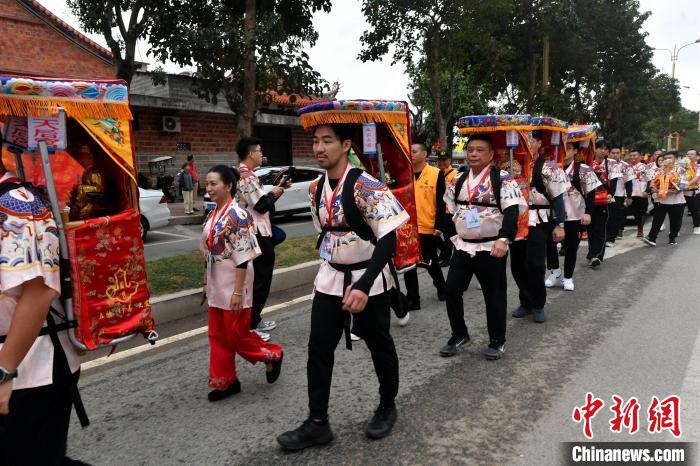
{"left": 266, "top": 351, "right": 283, "bottom": 384}
{"left": 511, "top": 305, "right": 530, "bottom": 318}
{"left": 406, "top": 298, "right": 421, "bottom": 311}
{"left": 207, "top": 380, "right": 241, "bottom": 402}
{"left": 589, "top": 257, "right": 601, "bottom": 268}
{"left": 643, "top": 237, "right": 656, "bottom": 247}
{"left": 193, "top": 207, "right": 200, "bottom": 212}
{"left": 277, "top": 419, "right": 334, "bottom": 451}
{"left": 484, "top": 342, "right": 505, "bottom": 360}
{"left": 439, "top": 335, "right": 470, "bottom": 357}
{"left": 366, "top": 405, "right": 398, "bottom": 439}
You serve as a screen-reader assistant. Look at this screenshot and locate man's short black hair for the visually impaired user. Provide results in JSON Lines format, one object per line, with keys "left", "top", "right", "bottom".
{"left": 412, "top": 142, "right": 431, "bottom": 156}
{"left": 610, "top": 144, "right": 621, "bottom": 151}
{"left": 597, "top": 139, "right": 610, "bottom": 149}
{"left": 566, "top": 141, "right": 580, "bottom": 150}
{"left": 187, "top": 154, "right": 194, "bottom": 162}
{"left": 236, "top": 136, "right": 263, "bottom": 161}
{"left": 466, "top": 133, "right": 493, "bottom": 150}
{"left": 531, "top": 130, "right": 542, "bottom": 141}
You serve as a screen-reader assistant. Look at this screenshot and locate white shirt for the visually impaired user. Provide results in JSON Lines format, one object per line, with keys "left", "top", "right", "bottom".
{"left": 0, "top": 173, "right": 80, "bottom": 389}
{"left": 310, "top": 169, "right": 409, "bottom": 297}
{"left": 236, "top": 163, "right": 273, "bottom": 237}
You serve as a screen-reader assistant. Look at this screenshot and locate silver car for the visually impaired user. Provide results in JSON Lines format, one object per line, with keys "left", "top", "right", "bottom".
{"left": 253, "top": 166, "right": 324, "bottom": 217}
{"left": 139, "top": 187, "right": 171, "bottom": 239}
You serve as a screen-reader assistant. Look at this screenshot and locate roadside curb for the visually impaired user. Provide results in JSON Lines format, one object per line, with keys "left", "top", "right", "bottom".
{"left": 169, "top": 214, "right": 205, "bottom": 226}
{"left": 150, "top": 259, "right": 321, "bottom": 325}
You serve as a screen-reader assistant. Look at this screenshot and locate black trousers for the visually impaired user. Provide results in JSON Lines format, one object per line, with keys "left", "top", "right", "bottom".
{"left": 404, "top": 234, "right": 446, "bottom": 299}
{"left": 251, "top": 234, "right": 275, "bottom": 329}
{"left": 546, "top": 220, "right": 581, "bottom": 279}
{"left": 510, "top": 222, "right": 551, "bottom": 311}
{"left": 631, "top": 197, "right": 649, "bottom": 231}
{"left": 0, "top": 358, "right": 79, "bottom": 466}
{"left": 607, "top": 197, "right": 627, "bottom": 241}
{"left": 439, "top": 214, "right": 456, "bottom": 261}
{"left": 648, "top": 203, "right": 685, "bottom": 242}
{"left": 587, "top": 204, "right": 609, "bottom": 261}
{"left": 308, "top": 291, "right": 399, "bottom": 420}
{"left": 445, "top": 250, "right": 508, "bottom": 345}
{"left": 685, "top": 194, "right": 700, "bottom": 228}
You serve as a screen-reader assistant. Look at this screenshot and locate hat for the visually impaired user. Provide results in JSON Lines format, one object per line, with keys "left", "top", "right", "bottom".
{"left": 436, "top": 151, "right": 451, "bottom": 159}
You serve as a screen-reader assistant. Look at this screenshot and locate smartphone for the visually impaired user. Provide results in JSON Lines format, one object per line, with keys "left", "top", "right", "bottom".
{"left": 286, "top": 166, "right": 296, "bottom": 183}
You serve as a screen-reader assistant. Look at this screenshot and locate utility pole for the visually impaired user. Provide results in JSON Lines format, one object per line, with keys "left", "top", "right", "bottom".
{"left": 542, "top": 35, "right": 550, "bottom": 93}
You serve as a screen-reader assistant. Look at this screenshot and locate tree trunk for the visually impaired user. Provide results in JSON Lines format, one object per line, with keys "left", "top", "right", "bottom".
{"left": 426, "top": 34, "right": 447, "bottom": 151}
{"left": 238, "top": 0, "right": 257, "bottom": 140}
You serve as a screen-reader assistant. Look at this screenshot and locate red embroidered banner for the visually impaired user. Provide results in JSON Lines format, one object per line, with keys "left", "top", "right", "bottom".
{"left": 66, "top": 208, "right": 155, "bottom": 349}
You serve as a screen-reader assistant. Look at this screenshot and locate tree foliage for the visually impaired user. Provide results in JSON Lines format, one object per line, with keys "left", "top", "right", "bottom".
{"left": 147, "top": 0, "right": 331, "bottom": 138}
{"left": 67, "top": 0, "right": 159, "bottom": 84}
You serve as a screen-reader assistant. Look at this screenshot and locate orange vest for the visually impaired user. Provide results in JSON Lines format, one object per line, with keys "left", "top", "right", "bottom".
{"left": 443, "top": 167, "right": 458, "bottom": 213}
{"left": 414, "top": 164, "right": 441, "bottom": 234}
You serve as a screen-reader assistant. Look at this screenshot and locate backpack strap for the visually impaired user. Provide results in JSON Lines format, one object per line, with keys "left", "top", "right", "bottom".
{"left": 453, "top": 167, "right": 502, "bottom": 212}
{"left": 531, "top": 156, "right": 549, "bottom": 198}
{"left": 572, "top": 162, "right": 583, "bottom": 195}
{"left": 340, "top": 168, "right": 375, "bottom": 242}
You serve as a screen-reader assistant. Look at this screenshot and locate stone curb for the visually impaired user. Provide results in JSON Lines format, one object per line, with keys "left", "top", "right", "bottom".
{"left": 150, "top": 259, "right": 321, "bottom": 325}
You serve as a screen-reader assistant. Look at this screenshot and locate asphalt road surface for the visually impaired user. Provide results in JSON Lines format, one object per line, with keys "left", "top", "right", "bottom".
{"left": 68, "top": 226, "right": 700, "bottom": 465}
{"left": 144, "top": 214, "right": 317, "bottom": 261}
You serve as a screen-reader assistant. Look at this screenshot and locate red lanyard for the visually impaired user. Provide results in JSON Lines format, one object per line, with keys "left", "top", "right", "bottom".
{"left": 465, "top": 167, "right": 491, "bottom": 206}
{"left": 322, "top": 163, "right": 350, "bottom": 227}
{"left": 206, "top": 198, "right": 234, "bottom": 251}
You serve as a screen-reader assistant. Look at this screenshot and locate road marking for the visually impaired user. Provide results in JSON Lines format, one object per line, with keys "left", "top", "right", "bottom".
{"left": 81, "top": 293, "right": 313, "bottom": 371}
{"left": 144, "top": 238, "right": 197, "bottom": 248}
{"left": 147, "top": 230, "right": 195, "bottom": 239}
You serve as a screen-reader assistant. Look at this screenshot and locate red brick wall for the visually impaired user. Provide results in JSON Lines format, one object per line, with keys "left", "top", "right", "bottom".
{"left": 133, "top": 106, "right": 238, "bottom": 177}
{"left": 0, "top": 0, "right": 115, "bottom": 79}
{"left": 291, "top": 126, "right": 316, "bottom": 166}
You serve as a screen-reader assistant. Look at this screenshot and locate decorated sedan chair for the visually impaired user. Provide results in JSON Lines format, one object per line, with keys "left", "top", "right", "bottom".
{"left": 0, "top": 75, "right": 157, "bottom": 351}
{"left": 566, "top": 123, "right": 599, "bottom": 165}
{"left": 297, "top": 99, "right": 421, "bottom": 272}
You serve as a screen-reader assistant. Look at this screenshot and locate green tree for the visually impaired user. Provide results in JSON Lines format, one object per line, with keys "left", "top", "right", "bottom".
{"left": 359, "top": 0, "right": 509, "bottom": 151}
{"left": 147, "top": 0, "right": 331, "bottom": 139}
{"left": 67, "top": 0, "right": 159, "bottom": 84}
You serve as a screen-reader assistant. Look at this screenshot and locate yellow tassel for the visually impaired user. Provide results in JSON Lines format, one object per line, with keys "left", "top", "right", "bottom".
{"left": 0, "top": 95, "right": 133, "bottom": 120}
{"left": 300, "top": 110, "right": 407, "bottom": 130}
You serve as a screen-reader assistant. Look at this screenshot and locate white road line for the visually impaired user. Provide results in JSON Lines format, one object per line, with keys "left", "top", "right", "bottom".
{"left": 81, "top": 293, "right": 313, "bottom": 371}
{"left": 144, "top": 238, "right": 197, "bottom": 248}
{"left": 148, "top": 230, "right": 196, "bottom": 239}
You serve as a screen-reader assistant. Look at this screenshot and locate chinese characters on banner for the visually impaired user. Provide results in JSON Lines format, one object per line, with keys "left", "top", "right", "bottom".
{"left": 28, "top": 111, "right": 67, "bottom": 151}
{"left": 2, "top": 116, "right": 28, "bottom": 148}
{"left": 363, "top": 123, "right": 377, "bottom": 156}
{"left": 572, "top": 393, "right": 681, "bottom": 439}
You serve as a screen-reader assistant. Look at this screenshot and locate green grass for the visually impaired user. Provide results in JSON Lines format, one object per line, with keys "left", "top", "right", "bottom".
{"left": 146, "top": 234, "right": 319, "bottom": 296}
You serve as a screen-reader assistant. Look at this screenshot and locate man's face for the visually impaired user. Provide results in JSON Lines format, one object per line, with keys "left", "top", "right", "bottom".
{"left": 530, "top": 137, "right": 542, "bottom": 155}
{"left": 411, "top": 144, "right": 428, "bottom": 166}
{"left": 610, "top": 148, "right": 621, "bottom": 161}
{"left": 629, "top": 151, "right": 641, "bottom": 164}
{"left": 247, "top": 144, "right": 264, "bottom": 168}
{"left": 437, "top": 157, "right": 452, "bottom": 170}
{"left": 596, "top": 146, "right": 609, "bottom": 158}
{"left": 313, "top": 126, "right": 350, "bottom": 170}
{"left": 687, "top": 150, "right": 698, "bottom": 163}
{"left": 466, "top": 139, "right": 493, "bottom": 169}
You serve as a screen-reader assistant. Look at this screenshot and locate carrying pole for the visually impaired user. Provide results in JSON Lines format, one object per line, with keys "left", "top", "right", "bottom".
{"left": 38, "top": 141, "right": 87, "bottom": 351}
{"left": 376, "top": 143, "right": 386, "bottom": 183}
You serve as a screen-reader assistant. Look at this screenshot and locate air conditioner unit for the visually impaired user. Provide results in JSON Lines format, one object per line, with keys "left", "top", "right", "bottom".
{"left": 162, "top": 116, "right": 181, "bottom": 133}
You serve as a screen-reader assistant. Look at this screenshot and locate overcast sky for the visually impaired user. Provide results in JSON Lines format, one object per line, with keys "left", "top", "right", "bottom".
{"left": 41, "top": 0, "right": 699, "bottom": 111}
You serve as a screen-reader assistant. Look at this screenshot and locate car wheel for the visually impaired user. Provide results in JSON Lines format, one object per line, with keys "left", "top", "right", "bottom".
{"left": 140, "top": 216, "right": 149, "bottom": 241}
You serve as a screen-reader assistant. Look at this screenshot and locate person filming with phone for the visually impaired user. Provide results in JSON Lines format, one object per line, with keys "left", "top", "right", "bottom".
{"left": 235, "top": 137, "right": 291, "bottom": 340}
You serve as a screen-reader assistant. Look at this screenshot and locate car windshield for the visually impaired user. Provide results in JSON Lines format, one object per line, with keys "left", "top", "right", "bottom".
{"left": 254, "top": 168, "right": 282, "bottom": 186}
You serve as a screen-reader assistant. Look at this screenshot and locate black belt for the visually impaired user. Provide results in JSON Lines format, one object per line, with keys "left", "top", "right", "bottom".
{"left": 457, "top": 236, "right": 499, "bottom": 243}
{"left": 328, "top": 261, "right": 371, "bottom": 350}
{"left": 455, "top": 200, "right": 498, "bottom": 208}
{"left": 529, "top": 204, "right": 552, "bottom": 210}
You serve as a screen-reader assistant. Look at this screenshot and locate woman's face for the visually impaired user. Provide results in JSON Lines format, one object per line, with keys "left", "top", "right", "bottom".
{"left": 206, "top": 172, "right": 232, "bottom": 203}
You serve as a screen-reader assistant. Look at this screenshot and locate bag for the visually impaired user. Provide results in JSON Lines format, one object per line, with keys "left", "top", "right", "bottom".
{"left": 271, "top": 225, "right": 287, "bottom": 246}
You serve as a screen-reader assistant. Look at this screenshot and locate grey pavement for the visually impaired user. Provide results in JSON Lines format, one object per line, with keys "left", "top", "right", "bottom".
{"left": 144, "top": 214, "right": 316, "bottom": 261}
{"left": 68, "top": 225, "right": 700, "bottom": 465}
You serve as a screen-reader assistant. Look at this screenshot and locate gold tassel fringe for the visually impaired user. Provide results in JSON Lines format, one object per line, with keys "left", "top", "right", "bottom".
{"left": 300, "top": 110, "right": 407, "bottom": 130}
{"left": 0, "top": 95, "right": 133, "bottom": 120}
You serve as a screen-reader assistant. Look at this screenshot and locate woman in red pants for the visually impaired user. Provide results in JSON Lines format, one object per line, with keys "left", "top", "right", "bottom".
{"left": 201, "top": 165, "right": 283, "bottom": 402}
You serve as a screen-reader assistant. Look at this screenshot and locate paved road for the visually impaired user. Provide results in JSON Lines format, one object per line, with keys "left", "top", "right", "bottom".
{"left": 144, "top": 214, "right": 316, "bottom": 261}
{"left": 68, "top": 226, "right": 700, "bottom": 465}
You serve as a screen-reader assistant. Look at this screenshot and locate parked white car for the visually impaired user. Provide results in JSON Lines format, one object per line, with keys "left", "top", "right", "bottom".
{"left": 254, "top": 166, "right": 324, "bottom": 217}
{"left": 139, "top": 187, "right": 171, "bottom": 239}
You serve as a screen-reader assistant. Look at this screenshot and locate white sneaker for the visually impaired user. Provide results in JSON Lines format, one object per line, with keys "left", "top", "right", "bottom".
{"left": 693, "top": 227, "right": 700, "bottom": 235}
{"left": 605, "top": 241, "right": 615, "bottom": 247}
{"left": 562, "top": 278, "right": 574, "bottom": 291}
{"left": 660, "top": 224, "right": 666, "bottom": 231}
{"left": 350, "top": 333, "right": 361, "bottom": 341}
{"left": 476, "top": 281, "right": 482, "bottom": 290}
{"left": 254, "top": 330, "right": 271, "bottom": 342}
{"left": 397, "top": 312, "right": 410, "bottom": 327}
{"left": 545, "top": 269, "right": 561, "bottom": 288}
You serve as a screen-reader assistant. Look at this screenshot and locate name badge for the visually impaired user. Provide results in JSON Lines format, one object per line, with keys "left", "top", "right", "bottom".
{"left": 319, "top": 234, "right": 333, "bottom": 261}
{"left": 465, "top": 206, "right": 481, "bottom": 228}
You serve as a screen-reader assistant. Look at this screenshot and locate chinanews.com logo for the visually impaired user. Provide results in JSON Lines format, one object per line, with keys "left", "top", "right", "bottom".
{"left": 562, "top": 393, "right": 692, "bottom": 465}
